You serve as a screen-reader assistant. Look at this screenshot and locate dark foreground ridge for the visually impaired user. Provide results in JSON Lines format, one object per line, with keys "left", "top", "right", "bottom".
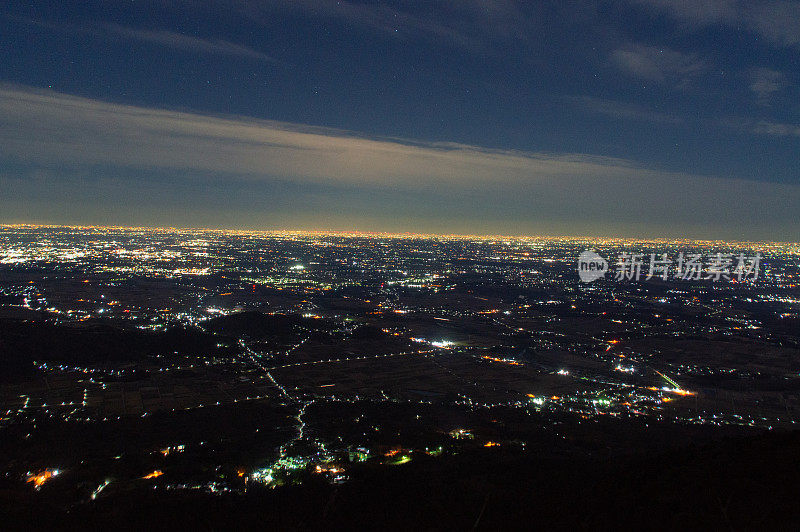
{"left": 3, "top": 429, "right": 799, "bottom": 530}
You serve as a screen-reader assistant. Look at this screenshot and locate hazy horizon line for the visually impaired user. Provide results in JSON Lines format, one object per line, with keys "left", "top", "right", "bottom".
{"left": 2, "top": 222, "right": 796, "bottom": 246}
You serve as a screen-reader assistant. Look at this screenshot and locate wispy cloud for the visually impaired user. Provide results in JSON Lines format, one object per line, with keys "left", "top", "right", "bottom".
{"left": 721, "top": 115, "right": 800, "bottom": 137}
{"left": 566, "top": 95, "right": 683, "bottom": 124}
{"left": 19, "top": 17, "right": 276, "bottom": 63}
{"left": 751, "top": 121, "right": 800, "bottom": 137}
{"left": 0, "top": 85, "right": 797, "bottom": 238}
{"left": 629, "top": 0, "right": 800, "bottom": 48}
{"left": 610, "top": 43, "right": 706, "bottom": 84}
{"left": 0, "top": 85, "right": 647, "bottom": 188}
{"left": 748, "top": 67, "right": 788, "bottom": 105}
{"left": 225, "top": 0, "right": 592, "bottom": 57}
{"left": 101, "top": 24, "right": 276, "bottom": 63}
{"left": 235, "top": 0, "right": 494, "bottom": 53}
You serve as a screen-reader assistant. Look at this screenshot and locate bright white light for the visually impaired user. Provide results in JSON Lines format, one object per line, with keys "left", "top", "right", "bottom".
{"left": 431, "top": 340, "right": 454, "bottom": 348}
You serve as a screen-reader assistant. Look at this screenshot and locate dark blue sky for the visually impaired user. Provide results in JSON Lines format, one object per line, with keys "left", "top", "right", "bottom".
{"left": 1, "top": 1, "right": 798, "bottom": 239}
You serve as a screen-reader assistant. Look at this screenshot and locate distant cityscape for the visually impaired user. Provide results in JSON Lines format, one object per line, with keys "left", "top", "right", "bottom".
{"left": 1, "top": 224, "right": 798, "bottom": 514}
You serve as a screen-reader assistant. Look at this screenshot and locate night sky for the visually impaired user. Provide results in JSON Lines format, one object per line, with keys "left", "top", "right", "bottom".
{"left": 1, "top": 1, "right": 798, "bottom": 239}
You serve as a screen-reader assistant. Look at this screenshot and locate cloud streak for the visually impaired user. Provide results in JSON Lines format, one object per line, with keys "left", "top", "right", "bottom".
{"left": 610, "top": 44, "right": 706, "bottom": 84}
{"left": 629, "top": 0, "right": 800, "bottom": 48}
{"left": 0, "top": 85, "right": 797, "bottom": 238}
{"left": 751, "top": 121, "right": 800, "bottom": 137}
{"left": 566, "top": 95, "right": 683, "bottom": 124}
{"left": 748, "top": 67, "right": 788, "bottom": 105}
{"left": 101, "top": 24, "right": 277, "bottom": 63}
{"left": 19, "top": 17, "right": 276, "bottom": 63}
{"left": 0, "top": 85, "right": 650, "bottom": 188}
